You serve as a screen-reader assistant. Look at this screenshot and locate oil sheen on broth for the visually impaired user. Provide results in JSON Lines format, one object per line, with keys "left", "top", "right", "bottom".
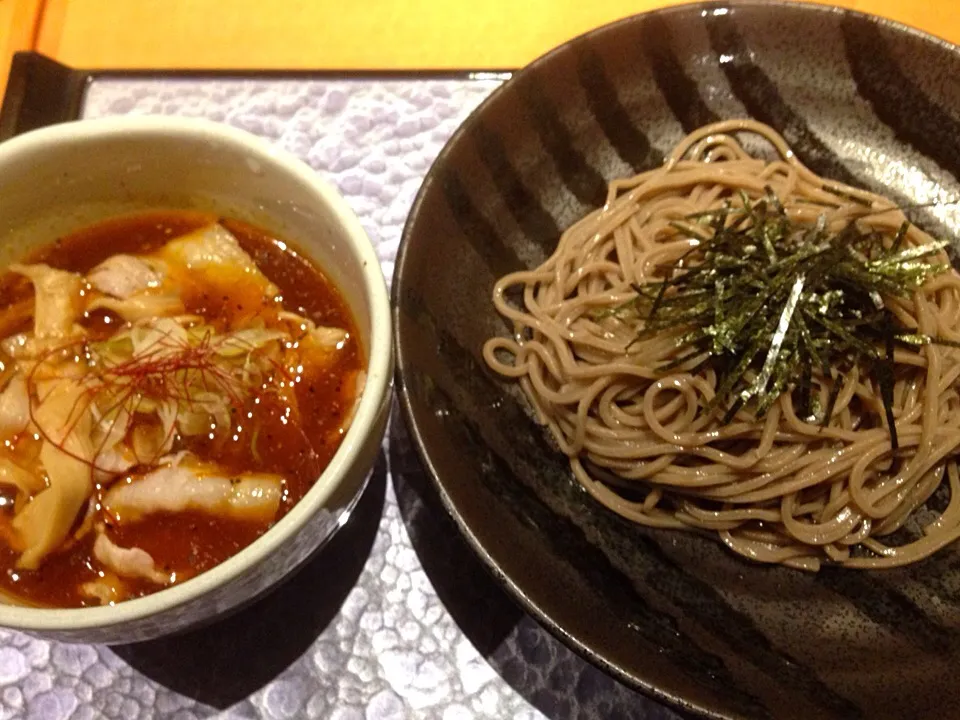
{"left": 0, "top": 212, "right": 364, "bottom": 608}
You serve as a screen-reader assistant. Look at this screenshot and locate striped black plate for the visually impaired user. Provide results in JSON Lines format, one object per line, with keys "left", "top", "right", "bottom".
{"left": 393, "top": 3, "right": 960, "bottom": 718}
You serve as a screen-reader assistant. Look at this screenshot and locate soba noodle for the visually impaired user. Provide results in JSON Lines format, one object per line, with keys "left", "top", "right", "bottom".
{"left": 482, "top": 119, "right": 960, "bottom": 571}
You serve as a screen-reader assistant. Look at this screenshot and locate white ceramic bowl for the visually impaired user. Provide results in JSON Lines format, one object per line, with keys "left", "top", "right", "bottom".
{"left": 0, "top": 117, "right": 393, "bottom": 643}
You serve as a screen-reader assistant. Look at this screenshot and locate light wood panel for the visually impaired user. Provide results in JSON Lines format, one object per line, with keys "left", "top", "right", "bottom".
{"left": 33, "top": 0, "right": 957, "bottom": 73}
{"left": 0, "top": 0, "right": 43, "bottom": 99}
{"left": 2, "top": 1, "right": 959, "bottom": 107}
{"left": 34, "top": 0, "right": 691, "bottom": 70}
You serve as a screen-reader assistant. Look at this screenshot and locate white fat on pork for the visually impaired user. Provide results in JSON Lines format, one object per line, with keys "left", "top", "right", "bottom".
{"left": 160, "top": 224, "right": 279, "bottom": 297}
{"left": 80, "top": 576, "right": 123, "bottom": 605}
{"left": 87, "top": 255, "right": 164, "bottom": 299}
{"left": 13, "top": 383, "right": 96, "bottom": 570}
{"left": 9, "top": 264, "right": 83, "bottom": 339}
{"left": 93, "top": 448, "right": 137, "bottom": 484}
{"left": 278, "top": 312, "right": 348, "bottom": 353}
{"left": 92, "top": 532, "right": 169, "bottom": 585}
{"left": 0, "top": 374, "right": 29, "bottom": 439}
{"left": 309, "top": 326, "right": 348, "bottom": 351}
{"left": 0, "top": 329, "right": 85, "bottom": 360}
{"left": 87, "top": 293, "right": 184, "bottom": 322}
{"left": 103, "top": 461, "right": 282, "bottom": 524}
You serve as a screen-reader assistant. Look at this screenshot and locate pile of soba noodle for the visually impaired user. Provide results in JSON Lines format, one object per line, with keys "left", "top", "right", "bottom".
{"left": 483, "top": 119, "right": 960, "bottom": 570}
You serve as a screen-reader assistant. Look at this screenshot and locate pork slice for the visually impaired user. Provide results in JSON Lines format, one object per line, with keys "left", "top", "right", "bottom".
{"left": 103, "top": 463, "right": 282, "bottom": 524}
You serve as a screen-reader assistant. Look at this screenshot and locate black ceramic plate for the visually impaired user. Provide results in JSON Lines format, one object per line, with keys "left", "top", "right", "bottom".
{"left": 393, "top": 3, "right": 960, "bottom": 718}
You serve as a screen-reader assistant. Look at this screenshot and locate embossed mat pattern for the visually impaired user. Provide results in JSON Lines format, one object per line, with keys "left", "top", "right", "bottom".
{"left": 0, "top": 77, "right": 678, "bottom": 720}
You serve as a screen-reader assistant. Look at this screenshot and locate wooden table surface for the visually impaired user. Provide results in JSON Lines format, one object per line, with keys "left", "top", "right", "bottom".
{"left": 1, "top": 0, "right": 958, "bottom": 102}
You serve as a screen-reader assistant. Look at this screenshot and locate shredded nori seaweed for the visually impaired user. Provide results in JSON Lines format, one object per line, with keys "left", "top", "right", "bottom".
{"left": 607, "top": 188, "right": 957, "bottom": 442}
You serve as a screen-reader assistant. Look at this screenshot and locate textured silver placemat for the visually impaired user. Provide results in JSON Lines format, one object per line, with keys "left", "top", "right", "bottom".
{"left": 0, "top": 76, "right": 678, "bottom": 720}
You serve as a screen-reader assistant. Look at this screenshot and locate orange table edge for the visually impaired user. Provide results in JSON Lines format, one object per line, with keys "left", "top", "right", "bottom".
{"left": 2, "top": 1, "right": 959, "bottom": 118}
